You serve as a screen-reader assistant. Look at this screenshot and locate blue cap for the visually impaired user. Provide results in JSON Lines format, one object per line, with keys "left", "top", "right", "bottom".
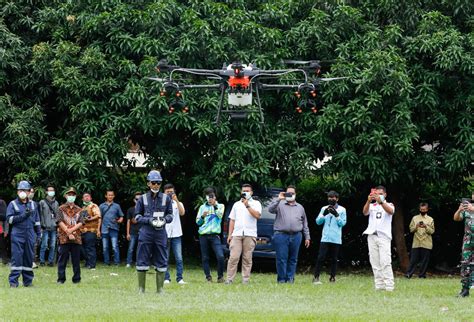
{"left": 17, "top": 180, "right": 31, "bottom": 190}
{"left": 146, "top": 170, "right": 162, "bottom": 182}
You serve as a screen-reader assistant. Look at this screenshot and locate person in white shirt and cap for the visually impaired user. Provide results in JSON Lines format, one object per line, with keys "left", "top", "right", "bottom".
{"left": 362, "top": 185, "right": 396, "bottom": 291}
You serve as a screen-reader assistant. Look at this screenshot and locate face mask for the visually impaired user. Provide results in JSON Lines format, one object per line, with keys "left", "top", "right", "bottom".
{"left": 420, "top": 211, "right": 427, "bottom": 215}
{"left": 83, "top": 201, "right": 91, "bottom": 206}
{"left": 328, "top": 199, "right": 336, "bottom": 206}
{"left": 206, "top": 195, "right": 215, "bottom": 203}
{"left": 242, "top": 192, "right": 251, "bottom": 199}
{"left": 18, "top": 191, "right": 27, "bottom": 200}
{"left": 47, "top": 191, "right": 55, "bottom": 198}
{"left": 29, "top": 193, "right": 35, "bottom": 199}
{"left": 67, "top": 195, "right": 76, "bottom": 203}
{"left": 379, "top": 195, "right": 385, "bottom": 202}
{"left": 151, "top": 189, "right": 160, "bottom": 193}
{"left": 286, "top": 195, "right": 296, "bottom": 202}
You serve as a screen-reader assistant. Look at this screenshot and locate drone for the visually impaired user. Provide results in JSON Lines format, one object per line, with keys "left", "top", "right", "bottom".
{"left": 148, "top": 59, "right": 347, "bottom": 124}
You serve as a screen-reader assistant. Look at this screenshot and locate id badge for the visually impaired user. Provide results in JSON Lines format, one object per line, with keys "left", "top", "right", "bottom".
{"left": 153, "top": 212, "right": 164, "bottom": 219}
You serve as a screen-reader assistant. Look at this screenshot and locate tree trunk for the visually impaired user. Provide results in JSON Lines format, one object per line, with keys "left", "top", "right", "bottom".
{"left": 390, "top": 189, "right": 410, "bottom": 272}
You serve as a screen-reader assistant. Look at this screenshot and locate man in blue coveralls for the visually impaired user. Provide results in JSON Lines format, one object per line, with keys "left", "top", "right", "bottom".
{"left": 6, "top": 180, "right": 41, "bottom": 287}
{"left": 135, "top": 170, "right": 173, "bottom": 293}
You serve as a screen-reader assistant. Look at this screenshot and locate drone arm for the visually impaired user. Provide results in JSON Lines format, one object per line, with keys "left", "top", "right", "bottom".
{"left": 180, "top": 84, "right": 221, "bottom": 89}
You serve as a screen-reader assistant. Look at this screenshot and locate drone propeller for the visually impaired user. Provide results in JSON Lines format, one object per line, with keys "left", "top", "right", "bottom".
{"left": 319, "top": 77, "right": 349, "bottom": 82}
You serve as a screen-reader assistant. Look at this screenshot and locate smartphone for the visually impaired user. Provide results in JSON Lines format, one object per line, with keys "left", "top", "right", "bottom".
{"left": 461, "top": 198, "right": 471, "bottom": 204}
{"left": 284, "top": 192, "right": 293, "bottom": 198}
{"left": 419, "top": 221, "right": 424, "bottom": 225}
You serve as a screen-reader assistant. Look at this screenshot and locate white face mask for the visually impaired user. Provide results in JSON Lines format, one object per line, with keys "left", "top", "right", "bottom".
{"left": 47, "top": 191, "right": 55, "bottom": 197}
{"left": 285, "top": 195, "right": 296, "bottom": 202}
{"left": 29, "top": 193, "right": 35, "bottom": 199}
{"left": 67, "top": 195, "right": 76, "bottom": 203}
{"left": 18, "top": 191, "right": 28, "bottom": 200}
{"left": 151, "top": 189, "right": 160, "bottom": 193}
{"left": 242, "top": 192, "right": 251, "bottom": 199}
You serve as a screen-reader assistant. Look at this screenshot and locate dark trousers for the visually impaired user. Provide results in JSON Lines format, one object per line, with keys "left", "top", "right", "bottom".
{"left": 57, "top": 243, "right": 81, "bottom": 283}
{"left": 0, "top": 233, "right": 9, "bottom": 264}
{"left": 81, "top": 232, "right": 97, "bottom": 268}
{"left": 406, "top": 247, "right": 431, "bottom": 277}
{"left": 199, "top": 235, "right": 224, "bottom": 279}
{"left": 314, "top": 242, "right": 340, "bottom": 278}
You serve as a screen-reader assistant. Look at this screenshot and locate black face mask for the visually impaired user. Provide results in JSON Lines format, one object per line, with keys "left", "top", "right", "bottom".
{"left": 328, "top": 199, "right": 337, "bottom": 206}
{"left": 420, "top": 211, "right": 428, "bottom": 215}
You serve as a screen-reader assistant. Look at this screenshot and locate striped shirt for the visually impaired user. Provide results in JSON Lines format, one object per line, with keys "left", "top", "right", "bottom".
{"left": 196, "top": 202, "right": 224, "bottom": 235}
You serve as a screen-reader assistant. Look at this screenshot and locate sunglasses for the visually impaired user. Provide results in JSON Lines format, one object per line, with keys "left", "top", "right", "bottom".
{"left": 150, "top": 181, "right": 161, "bottom": 185}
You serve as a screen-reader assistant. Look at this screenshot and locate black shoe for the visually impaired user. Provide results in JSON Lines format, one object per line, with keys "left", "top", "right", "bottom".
{"left": 458, "top": 288, "right": 469, "bottom": 297}
{"left": 206, "top": 276, "right": 212, "bottom": 283}
{"left": 329, "top": 276, "right": 336, "bottom": 283}
{"left": 39, "top": 262, "right": 45, "bottom": 266}
{"left": 418, "top": 275, "right": 426, "bottom": 279}
{"left": 405, "top": 273, "right": 412, "bottom": 279}
{"left": 48, "top": 262, "right": 54, "bottom": 267}
{"left": 217, "top": 277, "right": 225, "bottom": 283}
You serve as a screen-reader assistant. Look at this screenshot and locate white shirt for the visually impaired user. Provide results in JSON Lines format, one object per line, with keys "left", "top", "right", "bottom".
{"left": 229, "top": 198, "right": 262, "bottom": 237}
{"left": 166, "top": 201, "right": 184, "bottom": 238}
{"left": 363, "top": 202, "right": 395, "bottom": 240}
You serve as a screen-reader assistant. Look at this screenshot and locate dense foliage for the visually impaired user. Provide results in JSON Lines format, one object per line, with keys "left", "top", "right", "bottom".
{"left": 1, "top": 0, "right": 472, "bottom": 267}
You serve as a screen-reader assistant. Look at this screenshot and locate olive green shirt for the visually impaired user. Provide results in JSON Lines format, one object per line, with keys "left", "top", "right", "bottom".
{"left": 409, "top": 214, "right": 435, "bottom": 250}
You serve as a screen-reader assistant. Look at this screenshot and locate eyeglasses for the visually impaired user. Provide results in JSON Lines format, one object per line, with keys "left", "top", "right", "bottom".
{"left": 150, "top": 181, "right": 161, "bottom": 185}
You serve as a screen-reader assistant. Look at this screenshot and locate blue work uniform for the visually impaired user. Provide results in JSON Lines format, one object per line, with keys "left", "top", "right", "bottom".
{"left": 6, "top": 198, "right": 41, "bottom": 286}
{"left": 135, "top": 191, "right": 173, "bottom": 272}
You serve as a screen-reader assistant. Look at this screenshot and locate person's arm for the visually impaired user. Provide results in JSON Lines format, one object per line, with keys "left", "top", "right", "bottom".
{"left": 425, "top": 218, "right": 435, "bottom": 235}
{"left": 7, "top": 203, "right": 31, "bottom": 225}
{"left": 196, "top": 205, "right": 207, "bottom": 226}
{"left": 316, "top": 207, "right": 326, "bottom": 225}
{"left": 116, "top": 205, "right": 124, "bottom": 224}
{"left": 164, "top": 196, "right": 173, "bottom": 223}
{"left": 39, "top": 201, "right": 46, "bottom": 228}
{"left": 381, "top": 202, "right": 395, "bottom": 215}
{"left": 215, "top": 203, "right": 225, "bottom": 219}
{"left": 362, "top": 193, "right": 372, "bottom": 216}
{"left": 89, "top": 205, "right": 101, "bottom": 221}
{"left": 134, "top": 198, "right": 152, "bottom": 226}
{"left": 409, "top": 217, "right": 417, "bottom": 233}
{"left": 336, "top": 209, "right": 347, "bottom": 227}
{"left": 126, "top": 218, "right": 131, "bottom": 240}
{"left": 227, "top": 219, "right": 235, "bottom": 244}
{"left": 173, "top": 194, "right": 185, "bottom": 216}
{"left": 302, "top": 208, "right": 311, "bottom": 248}
{"left": 34, "top": 207, "right": 41, "bottom": 236}
{"left": 269, "top": 193, "right": 284, "bottom": 214}
{"left": 453, "top": 204, "right": 464, "bottom": 221}
{"left": 244, "top": 199, "right": 261, "bottom": 219}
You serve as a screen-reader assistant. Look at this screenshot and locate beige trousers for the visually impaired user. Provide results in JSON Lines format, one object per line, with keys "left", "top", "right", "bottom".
{"left": 226, "top": 236, "right": 256, "bottom": 282}
{"left": 368, "top": 234, "right": 395, "bottom": 290}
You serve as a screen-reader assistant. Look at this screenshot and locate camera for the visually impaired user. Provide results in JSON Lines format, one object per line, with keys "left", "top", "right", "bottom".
{"left": 284, "top": 192, "right": 293, "bottom": 198}
{"left": 240, "top": 193, "right": 246, "bottom": 199}
{"left": 419, "top": 221, "right": 424, "bottom": 225}
{"left": 461, "top": 198, "right": 472, "bottom": 204}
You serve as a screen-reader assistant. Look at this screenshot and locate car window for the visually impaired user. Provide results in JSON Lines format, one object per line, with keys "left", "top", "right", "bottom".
{"left": 260, "top": 197, "right": 278, "bottom": 220}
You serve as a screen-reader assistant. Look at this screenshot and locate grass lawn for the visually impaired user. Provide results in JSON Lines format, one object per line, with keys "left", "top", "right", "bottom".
{"left": 0, "top": 263, "right": 471, "bottom": 321}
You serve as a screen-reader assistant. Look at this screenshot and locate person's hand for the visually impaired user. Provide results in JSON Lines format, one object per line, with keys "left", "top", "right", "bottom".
{"left": 68, "top": 234, "right": 75, "bottom": 240}
{"left": 202, "top": 211, "right": 209, "bottom": 218}
{"left": 227, "top": 235, "right": 232, "bottom": 244}
{"left": 172, "top": 193, "right": 178, "bottom": 202}
{"left": 97, "top": 231, "right": 101, "bottom": 238}
{"left": 323, "top": 208, "right": 330, "bottom": 216}
{"left": 127, "top": 234, "right": 131, "bottom": 241}
{"left": 151, "top": 218, "right": 165, "bottom": 228}
{"left": 278, "top": 192, "right": 285, "bottom": 200}
{"left": 304, "top": 240, "right": 310, "bottom": 248}
{"left": 242, "top": 198, "right": 249, "bottom": 208}
{"left": 458, "top": 203, "right": 465, "bottom": 212}
{"left": 374, "top": 194, "right": 382, "bottom": 204}
{"left": 467, "top": 203, "right": 474, "bottom": 212}
{"left": 3, "top": 232, "right": 7, "bottom": 238}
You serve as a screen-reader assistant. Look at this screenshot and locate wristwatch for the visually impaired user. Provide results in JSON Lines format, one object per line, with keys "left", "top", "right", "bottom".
{"left": 246, "top": 205, "right": 250, "bottom": 209}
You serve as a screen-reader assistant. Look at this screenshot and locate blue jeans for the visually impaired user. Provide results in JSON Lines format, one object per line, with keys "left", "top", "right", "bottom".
{"left": 199, "top": 235, "right": 224, "bottom": 279}
{"left": 39, "top": 230, "right": 57, "bottom": 264}
{"left": 126, "top": 234, "right": 138, "bottom": 265}
{"left": 165, "top": 237, "right": 184, "bottom": 282}
{"left": 273, "top": 231, "right": 302, "bottom": 283}
{"left": 102, "top": 229, "right": 120, "bottom": 265}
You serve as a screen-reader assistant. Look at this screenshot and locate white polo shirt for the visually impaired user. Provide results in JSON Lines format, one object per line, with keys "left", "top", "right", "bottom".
{"left": 363, "top": 202, "right": 395, "bottom": 240}
{"left": 165, "top": 200, "right": 184, "bottom": 238}
{"left": 229, "top": 198, "right": 262, "bottom": 237}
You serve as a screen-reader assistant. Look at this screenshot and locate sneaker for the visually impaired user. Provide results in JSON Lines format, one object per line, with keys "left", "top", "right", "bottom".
{"left": 126, "top": 264, "right": 131, "bottom": 268}
{"left": 57, "top": 281, "right": 65, "bottom": 284}
{"left": 385, "top": 288, "right": 394, "bottom": 292}
{"left": 10, "top": 283, "right": 18, "bottom": 288}
{"left": 329, "top": 276, "right": 336, "bottom": 283}
{"left": 217, "top": 277, "right": 225, "bottom": 283}
{"left": 32, "top": 262, "right": 38, "bottom": 269}
{"left": 457, "top": 288, "right": 470, "bottom": 297}
{"left": 312, "top": 277, "right": 322, "bottom": 285}
{"left": 206, "top": 276, "right": 212, "bottom": 283}
{"left": 224, "top": 279, "right": 233, "bottom": 285}
{"left": 39, "top": 262, "right": 45, "bottom": 267}
{"left": 164, "top": 279, "right": 171, "bottom": 284}
{"left": 177, "top": 280, "right": 187, "bottom": 285}
{"left": 47, "top": 262, "right": 54, "bottom": 267}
